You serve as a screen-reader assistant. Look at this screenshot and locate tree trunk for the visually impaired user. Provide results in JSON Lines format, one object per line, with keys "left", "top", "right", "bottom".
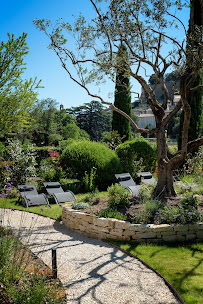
{"left": 153, "top": 165, "right": 176, "bottom": 199}
{"left": 153, "top": 127, "right": 176, "bottom": 199}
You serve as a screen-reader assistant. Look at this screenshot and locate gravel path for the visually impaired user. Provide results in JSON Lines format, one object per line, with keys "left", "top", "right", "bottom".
{"left": 1, "top": 209, "right": 181, "bottom": 304}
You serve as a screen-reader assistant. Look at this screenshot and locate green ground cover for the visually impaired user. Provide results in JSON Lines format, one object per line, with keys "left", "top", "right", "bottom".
{"left": 0, "top": 191, "right": 108, "bottom": 220}
{"left": 110, "top": 241, "right": 203, "bottom": 304}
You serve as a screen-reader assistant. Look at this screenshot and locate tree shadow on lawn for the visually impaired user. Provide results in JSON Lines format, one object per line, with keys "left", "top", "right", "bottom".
{"left": 115, "top": 240, "right": 203, "bottom": 303}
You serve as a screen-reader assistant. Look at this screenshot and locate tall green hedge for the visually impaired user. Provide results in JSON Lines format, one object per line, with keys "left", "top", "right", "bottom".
{"left": 61, "top": 141, "right": 122, "bottom": 189}
{"left": 116, "top": 139, "right": 157, "bottom": 174}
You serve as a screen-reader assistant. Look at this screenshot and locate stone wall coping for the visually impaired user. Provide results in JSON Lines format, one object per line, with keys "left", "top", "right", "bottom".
{"left": 62, "top": 206, "right": 203, "bottom": 243}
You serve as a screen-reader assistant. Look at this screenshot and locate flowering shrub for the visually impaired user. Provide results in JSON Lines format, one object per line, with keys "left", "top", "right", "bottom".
{"left": 154, "top": 195, "right": 202, "bottom": 225}
{"left": 0, "top": 157, "right": 13, "bottom": 188}
{"left": 39, "top": 150, "right": 64, "bottom": 181}
{"left": 6, "top": 139, "right": 36, "bottom": 185}
{"left": 0, "top": 182, "right": 18, "bottom": 199}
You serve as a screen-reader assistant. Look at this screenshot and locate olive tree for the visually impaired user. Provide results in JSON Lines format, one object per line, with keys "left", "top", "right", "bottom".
{"left": 34, "top": 0, "right": 203, "bottom": 198}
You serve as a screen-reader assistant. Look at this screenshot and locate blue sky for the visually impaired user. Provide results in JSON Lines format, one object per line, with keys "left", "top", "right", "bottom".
{"left": 1, "top": 0, "right": 190, "bottom": 109}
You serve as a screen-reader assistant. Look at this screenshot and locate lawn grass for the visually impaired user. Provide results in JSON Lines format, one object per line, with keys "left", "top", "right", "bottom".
{"left": 110, "top": 240, "right": 203, "bottom": 304}
{"left": 0, "top": 191, "right": 108, "bottom": 220}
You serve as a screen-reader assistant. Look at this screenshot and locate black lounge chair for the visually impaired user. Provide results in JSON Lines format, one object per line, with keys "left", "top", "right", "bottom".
{"left": 115, "top": 173, "right": 140, "bottom": 195}
{"left": 43, "top": 182, "right": 76, "bottom": 204}
{"left": 17, "top": 184, "right": 49, "bottom": 208}
{"left": 136, "top": 172, "right": 156, "bottom": 186}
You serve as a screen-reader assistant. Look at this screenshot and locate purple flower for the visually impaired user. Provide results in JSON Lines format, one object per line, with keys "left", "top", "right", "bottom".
{"left": 11, "top": 208, "right": 15, "bottom": 212}
{"left": 48, "top": 205, "right": 52, "bottom": 209}
{"left": 41, "top": 208, "right": 44, "bottom": 212}
{"left": 59, "top": 204, "right": 63, "bottom": 208}
{"left": 23, "top": 186, "right": 27, "bottom": 189}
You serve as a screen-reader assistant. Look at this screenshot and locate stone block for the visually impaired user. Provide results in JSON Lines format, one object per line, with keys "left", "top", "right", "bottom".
{"left": 110, "top": 228, "right": 123, "bottom": 237}
{"left": 161, "top": 231, "right": 176, "bottom": 236}
{"left": 93, "top": 217, "right": 109, "bottom": 227}
{"left": 114, "top": 220, "right": 131, "bottom": 230}
{"left": 140, "top": 232, "right": 157, "bottom": 239}
{"left": 173, "top": 225, "right": 189, "bottom": 232}
{"left": 129, "top": 224, "right": 143, "bottom": 231}
{"left": 122, "top": 230, "right": 135, "bottom": 238}
{"left": 186, "top": 234, "right": 196, "bottom": 240}
{"left": 192, "top": 223, "right": 203, "bottom": 230}
{"left": 162, "top": 235, "right": 186, "bottom": 242}
{"left": 72, "top": 211, "right": 85, "bottom": 218}
{"left": 97, "top": 226, "right": 109, "bottom": 233}
{"left": 151, "top": 224, "right": 173, "bottom": 232}
{"left": 196, "top": 231, "right": 203, "bottom": 239}
{"left": 86, "top": 214, "right": 95, "bottom": 224}
{"left": 108, "top": 218, "right": 118, "bottom": 229}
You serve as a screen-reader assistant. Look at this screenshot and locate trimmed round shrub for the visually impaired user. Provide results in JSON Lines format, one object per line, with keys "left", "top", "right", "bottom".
{"left": 61, "top": 141, "right": 122, "bottom": 190}
{"left": 116, "top": 139, "right": 157, "bottom": 174}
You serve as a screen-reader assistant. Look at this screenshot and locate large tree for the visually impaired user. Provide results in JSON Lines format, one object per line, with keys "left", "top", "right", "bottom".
{"left": 67, "top": 100, "right": 111, "bottom": 141}
{"left": 34, "top": 0, "right": 203, "bottom": 198}
{"left": 0, "top": 33, "right": 40, "bottom": 137}
{"left": 112, "top": 44, "right": 132, "bottom": 140}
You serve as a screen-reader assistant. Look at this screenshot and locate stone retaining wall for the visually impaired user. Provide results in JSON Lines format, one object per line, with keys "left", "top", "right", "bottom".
{"left": 62, "top": 206, "right": 203, "bottom": 242}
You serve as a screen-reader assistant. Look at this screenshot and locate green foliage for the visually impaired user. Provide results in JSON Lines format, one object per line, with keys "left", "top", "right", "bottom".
{"left": 0, "top": 157, "right": 13, "bottom": 188}
{"left": 183, "top": 148, "right": 203, "bottom": 175}
{"left": 38, "top": 150, "right": 65, "bottom": 181}
{"left": 67, "top": 100, "right": 111, "bottom": 141}
{"left": 107, "top": 183, "right": 129, "bottom": 208}
{"left": 96, "top": 208, "right": 127, "bottom": 220}
{"left": 83, "top": 188, "right": 100, "bottom": 204}
{"left": 25, "top": 99, "right": 89, "bottom": 146}
{"left": 154, "top": 195, "right": 202, "bottom": 225}
{"left": 112, "top": 44, "right": 132, "bottom": 141}
{"left": 61, "top": 140, "right": 122, "bottom": 189}
{"left": 0, "top": 229, "right": 24, "bottom": 285}
{"left": 116, "top": 139, "right": 157, "bottom": 175}
{"left": 83, "top": 167, "right": 97, "bottom": 192}
{"left": 102, "top": 130, "right": 126, "bottom": 150}
{"left": 180, "top": 193, "right": 199, "bottom": 210}
{"left": 6, "top": 139, "right": 37, "bottom": 185}
{"left": 0, "top": 33, "right": 40, "bottom": 137}
{"left": 72, "top": 202, "right": 90, "bottom": 210}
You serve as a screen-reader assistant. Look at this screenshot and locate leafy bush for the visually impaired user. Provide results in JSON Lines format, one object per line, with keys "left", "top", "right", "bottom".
{"left": 72, "top": 202, "right": 90, "bottom": 210}
{"left": 34, "top": 146, "right": 60, "bottom": 165}
{"left": 6, "top": 139, "right": 36, "bottom": 185}
{"left": 96, "top": 208, "right": 127, "bottom": 220}
{"left": 116, "top": 139, "right": 157, "bottom": 177}
{"left": 154, "top": 195, "right": 202, "bottom": 225}
{"left": 107, "top": 183, "right": 129, "bottom": 208}
{"left": 38, "top": 150, "right": 65, "bottom": 182}
{"left": 138, "top": 183, "right": 154, "bottom": 203}
{"left": 61, "top": 141, "right": 122, "bottom": 189}
{"left": 183, "top": 147, "right": 203, "bottom": 175}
